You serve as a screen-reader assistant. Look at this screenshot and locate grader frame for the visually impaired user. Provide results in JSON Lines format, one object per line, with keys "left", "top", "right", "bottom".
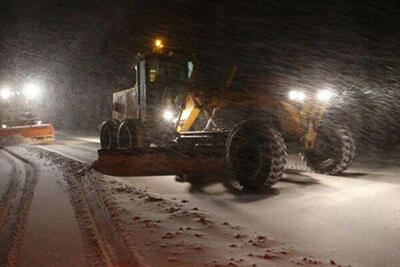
{"left": 94, "top": 46, "right": 355, "bottom": 190}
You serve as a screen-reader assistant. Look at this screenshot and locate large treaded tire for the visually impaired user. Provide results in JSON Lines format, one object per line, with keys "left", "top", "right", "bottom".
{"left": 303, "top": 127, "right": 355, "bottom": 175}
{"left": 100, "top": 119, "right": 119, "bottom": 150}
{"left": 226, "top": 119, "right": 287, "bottom": 191}
{"left": 117, "top": 120, "right": 147, "bottom": 149}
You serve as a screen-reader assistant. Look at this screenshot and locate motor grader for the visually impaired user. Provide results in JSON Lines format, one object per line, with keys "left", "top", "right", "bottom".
{"left": 94, "top": 40, "right": 355, "bottom": 191}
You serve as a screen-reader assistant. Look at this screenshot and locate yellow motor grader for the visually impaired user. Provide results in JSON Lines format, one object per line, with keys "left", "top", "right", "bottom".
{"left": 93, "top": 40, "right": 355, "bottom": 191}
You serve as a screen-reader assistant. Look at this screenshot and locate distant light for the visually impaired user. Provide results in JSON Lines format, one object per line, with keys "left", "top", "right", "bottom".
{"left": 163, "top": 109, "right": 174, "bottom": 121}
{"left": 1, "top": 124, "right": 6, "bottom": 129}
{"left": 288, "top": 90, "right": 306, "bottom": 102}
{"left": 23, "top": 82, "right": 40, "bottom": 100}
{"left": 0, "top": 87, "right": 11, "bottom": 100}
{"left": 154, "top": 38, "right": 164, "bottom": 50}
{"left": 317, "top": 89, "right": 333, "bottom": 102}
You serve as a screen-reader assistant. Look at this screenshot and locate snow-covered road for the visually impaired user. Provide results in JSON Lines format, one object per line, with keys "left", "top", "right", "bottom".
{"left": 0, "top": 147, "right": 88, "bottom": 266}
{"left": 40, "top": 132, "right": 400, "bottom": 267}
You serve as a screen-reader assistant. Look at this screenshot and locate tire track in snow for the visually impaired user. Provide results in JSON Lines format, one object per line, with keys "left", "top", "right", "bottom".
{"left": 0, "top": 149, "right": 39, "bottom": 266}
{"left": 32, "top": 146, "right": 147, "bottom": 266}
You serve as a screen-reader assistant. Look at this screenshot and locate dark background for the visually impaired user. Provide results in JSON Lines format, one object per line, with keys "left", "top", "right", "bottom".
{"left": 0, "top": 0, "right": 399, "bottom": 150}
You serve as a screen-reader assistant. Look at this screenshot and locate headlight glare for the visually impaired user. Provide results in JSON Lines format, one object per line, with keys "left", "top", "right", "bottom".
{"left": 288, "top": 90, "right": 306, "bottom": 102}
{"left": 162, "top": 109, "right": 174, "bottom": 121}
{"left": 317, "top": 89, "right": 332, "bottom": 102}
{"left": 23, "top": 82, "right": 40, "bottom": 100}
{"left": 0, "top": 87, "right": 11, "bottom": 100}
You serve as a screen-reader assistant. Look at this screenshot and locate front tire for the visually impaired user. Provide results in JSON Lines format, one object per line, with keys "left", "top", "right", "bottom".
{"left": 303, "top": 127, "right": 355, "bottom": 175}
{"left": 226, "top": 119, "right": 287, "bottom": 191}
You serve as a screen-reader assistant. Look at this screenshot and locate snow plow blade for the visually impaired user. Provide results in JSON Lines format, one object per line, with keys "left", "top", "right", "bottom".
{"left": 92, "top": 147, "right": 227, "bottom": 178}
{"left": 0, "top": 124, "right": 55, "bottom": 144}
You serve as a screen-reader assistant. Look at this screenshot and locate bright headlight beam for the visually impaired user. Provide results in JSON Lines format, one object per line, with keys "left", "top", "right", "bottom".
{"left": 0, "top": 87, "right": 11, "bottom": 100}
{"left": 317, "top": 89, "right": 332, "bottom": 102}
{"left": 23, "top": 82, "right": 40, "bottom": 100}
{"left": 288, "top": 90, "right": 306, "bottom": 102}
{"left": 163, "top": 109, "right": 174, "bottom": 121}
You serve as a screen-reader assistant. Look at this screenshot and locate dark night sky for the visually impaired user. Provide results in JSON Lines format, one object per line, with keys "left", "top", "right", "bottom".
{"left": 0, "top": 0, "right": 400, "bottom": 146}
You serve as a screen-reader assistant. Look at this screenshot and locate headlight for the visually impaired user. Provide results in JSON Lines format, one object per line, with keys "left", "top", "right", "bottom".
{"left": 23, "top": 82, "right": 40, "bottom": 100}
{"left": 316, "top": 89, "right": 332, "bottom": 102}
{"left": 288, "top": 90, "right": 306, "bottom": 102}
{"left": 0, "top": 87, "right": 11, "bottom": 100}
{"left": 162, "top": 109, "right": 175, "bottom": 121}
{"left": 1, "top": 124, "right": 7, "bottom": 129}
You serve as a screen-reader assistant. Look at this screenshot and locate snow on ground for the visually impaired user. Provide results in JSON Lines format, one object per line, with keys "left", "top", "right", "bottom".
{"left": 0, "top": 156, "right": 12, "bottom": 197}
{"left": 9, "top": 132, "right": 400, "bottom": 266}
{"left": 0, "top": 134, "right": 31, "bottom": 147}
{"left": 103, "top": 175, "right": 345, "bottom": 266}
{"left": 37, "top": 133, "right": 400, "bottom": 266}
{"left": 28, "top": 145, "right": 346, "bottom": 266}
{"left": 0, "top": 146, "right": 87, "bottom": 266}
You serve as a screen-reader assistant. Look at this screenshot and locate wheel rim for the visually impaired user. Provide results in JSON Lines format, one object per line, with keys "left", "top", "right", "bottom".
{"left": 307, "top": 130, "right": 341, "bottom": 170}
{"left": 232, "top": 138, "right": 269, "bottom": 183}
{"left": 318, "top": 157, "right": 335, "bottom": 168}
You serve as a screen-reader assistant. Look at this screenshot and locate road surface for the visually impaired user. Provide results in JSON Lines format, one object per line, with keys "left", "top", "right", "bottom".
{"left": 40, "top": 132, "right": 400, "bottom": 267}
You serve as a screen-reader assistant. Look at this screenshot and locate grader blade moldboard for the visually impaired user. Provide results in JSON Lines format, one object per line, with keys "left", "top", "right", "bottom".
{"left": 92, "top": 147, "right": 228, "bottom": 177}
{"left": 0, "top": 124, "right": 55, "bottom": 144}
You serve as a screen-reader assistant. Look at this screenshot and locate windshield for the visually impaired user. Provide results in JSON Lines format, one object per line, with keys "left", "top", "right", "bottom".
{"left": 147, "top": 58, "right": 188, "bottom": 85}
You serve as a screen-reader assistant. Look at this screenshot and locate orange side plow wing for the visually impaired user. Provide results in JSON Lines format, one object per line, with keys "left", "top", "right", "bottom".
{"left": 0, "top": 124, "right": 55, "bottom": 144}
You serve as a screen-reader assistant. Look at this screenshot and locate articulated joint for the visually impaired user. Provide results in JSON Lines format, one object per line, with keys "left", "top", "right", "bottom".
{"left": 304, "top": 124, "right": 317, "bottom": 149}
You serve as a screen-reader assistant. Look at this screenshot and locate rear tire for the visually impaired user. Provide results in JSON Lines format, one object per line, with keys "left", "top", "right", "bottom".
{"left": 100, "top": 119, "right": 119, "bottom": 150}
{"left": 117, "top": 120, "right": 147, "bottom": 149}
{"left": 226, "top": 119, "right": 287, "bottom": 191}
{"left": 303, "top": 127, "right": 355, "bottom": 175}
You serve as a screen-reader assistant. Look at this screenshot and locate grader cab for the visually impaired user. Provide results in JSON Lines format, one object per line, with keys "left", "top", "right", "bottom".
{"left": 94, "top": 40, "right": 355, "bottom": 191}
{"left": 102, "top": 51, "right": 191, "bottom": 149}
